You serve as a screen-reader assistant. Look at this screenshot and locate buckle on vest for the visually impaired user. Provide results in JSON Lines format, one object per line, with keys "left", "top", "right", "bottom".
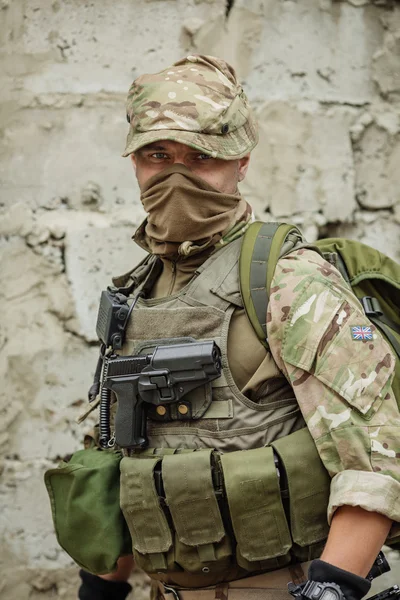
{"left": 163, "top": 584, "right": 181, "bottom": 600}
{"left": 361, "top": 296, "right": 383, "bottom": 317}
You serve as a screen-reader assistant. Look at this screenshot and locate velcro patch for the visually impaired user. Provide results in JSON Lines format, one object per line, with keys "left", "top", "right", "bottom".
{"left": 351, "top": 326, "right": 373, "bottom": 341}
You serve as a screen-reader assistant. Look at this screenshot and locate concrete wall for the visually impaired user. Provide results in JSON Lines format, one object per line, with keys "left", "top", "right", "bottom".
{"left": 1, "top": 1, "right": 400, "bottom": 598}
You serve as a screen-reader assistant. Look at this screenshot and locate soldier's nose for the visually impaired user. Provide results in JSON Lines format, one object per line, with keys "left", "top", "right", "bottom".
{"left": 172, "top": 158, "right": 192, "bottom": 171}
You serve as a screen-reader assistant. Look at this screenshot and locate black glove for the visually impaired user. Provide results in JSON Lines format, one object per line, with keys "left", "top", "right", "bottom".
{"left": 307, "top": 559, "right": 371, "bottom": 600}
{"left": 78, "top": 569, "right": 132, "bottom": 600}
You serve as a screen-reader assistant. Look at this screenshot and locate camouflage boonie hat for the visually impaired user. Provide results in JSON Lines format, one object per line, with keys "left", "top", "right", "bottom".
{"left": 123, "top": 54, "right": 258, "bottom": 160}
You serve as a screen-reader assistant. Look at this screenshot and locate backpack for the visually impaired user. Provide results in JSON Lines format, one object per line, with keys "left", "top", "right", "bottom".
{"left": 239, "top": 221, "right": 400, "bottom": 407}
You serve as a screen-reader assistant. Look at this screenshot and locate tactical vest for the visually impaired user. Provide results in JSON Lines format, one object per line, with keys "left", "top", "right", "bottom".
{"left": 113, "top": 238, "right": 332, "bottom": 588}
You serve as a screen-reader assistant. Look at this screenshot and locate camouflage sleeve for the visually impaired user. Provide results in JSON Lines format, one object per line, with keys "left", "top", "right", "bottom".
{"left": 267, "top": 248, "right": 400, "bottom": 530}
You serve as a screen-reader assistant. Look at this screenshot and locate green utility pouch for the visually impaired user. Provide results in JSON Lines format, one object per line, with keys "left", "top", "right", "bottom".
{"left": 221, "top": 446, "right": 292, "bottom": 572}
{"left": 120, "top": 449, "right": 231, "bottom": 575}
{"left": 162, "top": 449, "right": 232, "bottom": 573}
{"left": 120, "top": 455, "right": 175, "bottom": 573}
{"left": 271, "top": 428, "right": 331, "bottom": 561}
{"left": 44, "top": 448, "right": 131, "bottom": 575}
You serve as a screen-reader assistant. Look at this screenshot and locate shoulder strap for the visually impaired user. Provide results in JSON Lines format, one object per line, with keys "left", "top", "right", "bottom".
{"left": 239, "top": 221, "right": 303, "bottom": 348}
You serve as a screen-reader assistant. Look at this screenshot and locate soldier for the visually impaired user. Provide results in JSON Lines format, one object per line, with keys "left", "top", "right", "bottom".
{"left": 78, "top": 55, "right": 400, "bottom": 600}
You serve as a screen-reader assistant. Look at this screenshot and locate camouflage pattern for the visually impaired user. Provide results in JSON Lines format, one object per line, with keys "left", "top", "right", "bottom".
{"left": 267, "top": 248, "right": 400, "bottom": 524}
{"left": 123, "top": 55, "right": 258, "bottom": 160}
{"left": 214, "top": 203, "right": 253, "bottom": 250}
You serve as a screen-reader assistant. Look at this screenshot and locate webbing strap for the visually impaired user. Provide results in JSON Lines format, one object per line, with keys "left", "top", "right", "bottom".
{"left": 249, "top": 223, "right": 281, "bottom": 338}
{"left": 119, "top": 456, "right": 172, "bottom": 569}
{"left": 360, "top": 296, "right": 400, "bottom": 358}
{"left": 335, "top": 253, "right": 351, "bottom": 286}
{"left": 240, "top": 222, "right": 303, "bottom": 349}
{"left": 162, "top": 450, "right": 225, "bottom": 556}
{"left": 371, "top": 310, "right": 400, "bottom": 337}
{"left": 370, "top": 316, "right": 400, "bottom": 359}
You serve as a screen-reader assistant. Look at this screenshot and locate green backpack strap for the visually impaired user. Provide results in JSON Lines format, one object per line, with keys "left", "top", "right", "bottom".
{"left": 368, "top": 311, "right": 400, "bottom": 358}
{"left": 239, "top": 221, "right": 303, "bottom": 349}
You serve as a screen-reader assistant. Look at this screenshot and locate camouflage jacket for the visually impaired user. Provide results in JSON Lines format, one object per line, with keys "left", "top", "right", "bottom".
{"left": 268, "top": 247, "right": 400, "bottom": 529}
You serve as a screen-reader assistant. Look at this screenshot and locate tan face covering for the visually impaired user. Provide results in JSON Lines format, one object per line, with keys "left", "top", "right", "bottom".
{"left": 139, "top": 164, "right": 248, "bottom": 257}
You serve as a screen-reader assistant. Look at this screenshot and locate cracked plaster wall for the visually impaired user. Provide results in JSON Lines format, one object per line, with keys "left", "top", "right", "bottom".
{"left": 1, "top": 1, "right": 400, "bottom": 598}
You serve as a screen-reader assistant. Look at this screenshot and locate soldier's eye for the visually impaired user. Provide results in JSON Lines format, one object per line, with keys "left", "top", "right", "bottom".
{"left": 151, "top": 153, "right": 168, "bottom": 159}
{"left": 196, "top": 154, "right": 212, "bottom": 160}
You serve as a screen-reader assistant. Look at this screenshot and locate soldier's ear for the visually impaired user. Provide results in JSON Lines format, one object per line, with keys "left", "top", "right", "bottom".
{"left": 238, "top": 154, "right": 250, "bottom": 182}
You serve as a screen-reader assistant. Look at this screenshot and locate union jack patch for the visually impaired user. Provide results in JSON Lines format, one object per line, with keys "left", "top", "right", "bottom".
{"left": 351, "top": 326, "right": 373, "bottom": 340}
